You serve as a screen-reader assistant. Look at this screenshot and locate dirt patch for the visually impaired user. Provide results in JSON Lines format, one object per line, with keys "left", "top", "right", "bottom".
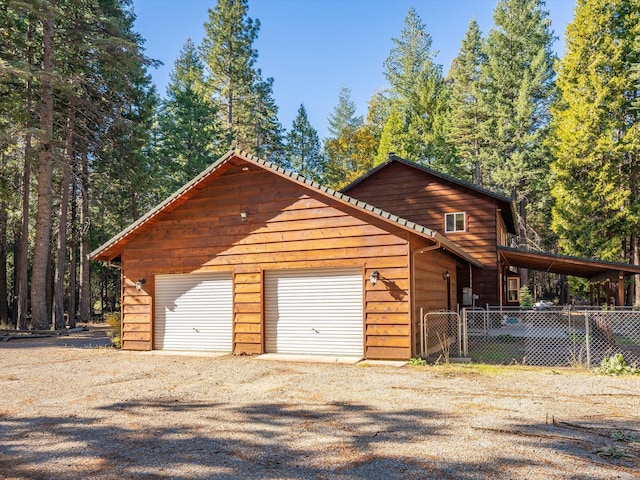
{"left": 1, "top": 327, "right": 639, "bottom": 479}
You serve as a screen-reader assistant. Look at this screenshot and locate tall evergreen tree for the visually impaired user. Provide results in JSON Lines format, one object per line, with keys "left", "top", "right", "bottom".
{"left": 323, "top": 87, "right": 375, "bottom": 188}
{"left": 1, "top": 0, "right": 159, "bottom": 328}
{"left": 327, "top": 86, "right": 363, "bottom": 138}
{"left": 480, "top": 0, "right": 556, "bottom": 281}
{"left": 156, "top": 38, "right": 223, "bottom": 196}
{"left": 201, "top": 0, "right": 282, "bottom": 158}
{"left": 285, "top": 104, "right": 324, "bottom": 183}
{"left": 550, "top": 0, "right": 640, "bottom": 302}
{"left": 446, "top": 18, "right": 486, "bottom": 184}
{"left": 376, "top": 8, "right": 449, "bottom": 168}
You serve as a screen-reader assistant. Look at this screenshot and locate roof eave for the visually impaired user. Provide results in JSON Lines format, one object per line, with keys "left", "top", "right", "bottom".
{"left": 91, "top": 149, "right": 482, "bottom": 269}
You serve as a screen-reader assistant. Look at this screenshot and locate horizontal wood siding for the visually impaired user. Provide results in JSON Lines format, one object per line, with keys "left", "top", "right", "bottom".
{"left": 412, "top": 245, "right": 458, "bottom": 356}
{"left": 234, "top": 269, "right": 263, "bottom": 354}
{"left": 365, "top": 263, "right": 411, "bottom": 360}
{"left": 119, "top": 162, "right": 411, "bottom": 358}
{"left": 346, "top": 161, "right": 499, "bottom": 306}
{"left": 121, "top": 271, "right": 153, "bottom": 351}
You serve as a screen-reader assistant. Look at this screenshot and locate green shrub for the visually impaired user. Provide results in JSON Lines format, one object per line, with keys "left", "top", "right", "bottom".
{"left": 594, "top": 354, "right": 640, "bottom": 376}
{"left": 104, "top": 312, "right": 121, "bottom": 348}
{"left": 409, "top": 357, "right": 428, "bottom": 366}
{"left": 519, "top": 285, "right": 534, "bottom": 307}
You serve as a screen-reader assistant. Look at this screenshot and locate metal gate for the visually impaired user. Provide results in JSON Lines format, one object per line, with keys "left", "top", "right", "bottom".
{"left": 420, "top": 309, "right": 464, "bottom": 360}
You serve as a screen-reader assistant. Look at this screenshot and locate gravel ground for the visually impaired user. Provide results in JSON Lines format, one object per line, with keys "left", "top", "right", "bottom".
{"left": 1, "top": 325, "right": 639, "bottom": 480}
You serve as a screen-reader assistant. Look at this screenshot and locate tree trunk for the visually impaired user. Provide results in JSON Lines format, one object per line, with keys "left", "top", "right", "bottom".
{"left": 633, "top": 234, "right": 639, "bottom": 307}
{"left": 30, "top": 4, "right": 55, "bottom": 330}
{"left": 52, "top": 98, "right": 76, "bottom": 330}
{"left": 78, "top": 154, "right": 91, "bottom": 322}
{"left": 16, "top": 28, "right": 34, "bottom": 330}
{"left": 0, "top": 181, "right": 8, "bottom": 328}
{"left": 68, "top": 186, "right": 77, "bottom": 328}
{"left": 518, "top": 182, "right": 528, "bottom": 287}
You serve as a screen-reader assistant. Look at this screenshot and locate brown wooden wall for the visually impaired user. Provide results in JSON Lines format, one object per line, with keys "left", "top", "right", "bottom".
{"left": 118, "top": 159, "right": 423, "bottom": 359}
{"left": 345, "top": 161, "right": 501, "bottom": 306}
{"left": 411, "top": 244, "right": 459, "bottom": 356}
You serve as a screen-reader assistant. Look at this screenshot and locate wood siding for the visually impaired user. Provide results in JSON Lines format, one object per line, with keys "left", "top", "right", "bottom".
{"left": 119, "top": 161, "right": 415, "bottom": 359}
{"left": 345, "top": 161, "right": 501, "bottom": 306}
{"left": 411, "top": 243, "right": 458, "bottom": 356}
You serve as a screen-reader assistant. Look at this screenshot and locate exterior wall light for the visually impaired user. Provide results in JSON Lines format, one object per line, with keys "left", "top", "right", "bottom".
{"left": 240, "top": 211, "right": 248, "bottom": 222}
{"left": 135, "top": 279, "right": 146, "bottom": 291}
{"left": 443, "top": 271, "right": 450, "bottom": 280}
{"left": 369, "top": 270, "right": 379, "bottom": 286}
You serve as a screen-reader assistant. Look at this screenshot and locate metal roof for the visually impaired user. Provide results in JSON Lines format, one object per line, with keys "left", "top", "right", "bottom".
{"left": 498, "top": 246, "right": 640, "bottom": 281}
{"left": 91, "top": 149, "right": 483, "bottom": 268}
{"left": 341, "top": 155, "right": 519, "bottom": 235}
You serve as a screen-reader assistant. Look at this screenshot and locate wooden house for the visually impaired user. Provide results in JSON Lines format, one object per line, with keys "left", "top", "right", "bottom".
{"left": 342, "top": 155, "right": 519, "bottom": 307}
{"left": 91, "top": 150, "right": 481, "bottom": 359}
{"left": 342, "top": 155, "right": 640, "bottom": 308}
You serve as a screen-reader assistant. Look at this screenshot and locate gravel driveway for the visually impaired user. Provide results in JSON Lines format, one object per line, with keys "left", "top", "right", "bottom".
{"left": 1, "top": 325, "right": 639, "bottom": 479}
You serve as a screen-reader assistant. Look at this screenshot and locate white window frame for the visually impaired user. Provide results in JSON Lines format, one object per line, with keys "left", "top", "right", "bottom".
{"left": 444, "top": 212, "right": 466, "bottom": 233}
{"left": 507, "top": 277, "right": 520, "bottom": 302}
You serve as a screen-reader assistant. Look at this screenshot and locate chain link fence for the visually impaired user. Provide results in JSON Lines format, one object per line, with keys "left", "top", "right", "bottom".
{"left": 461, "top": 307, "right": 640, "bottom": 367}
{"left": 419, "top": 310, "right": 463, "bottom": 360}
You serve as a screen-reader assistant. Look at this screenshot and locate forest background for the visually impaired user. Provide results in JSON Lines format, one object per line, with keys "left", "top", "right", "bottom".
{"left": 0, "top": 0, "right": 638, "bottom": 330}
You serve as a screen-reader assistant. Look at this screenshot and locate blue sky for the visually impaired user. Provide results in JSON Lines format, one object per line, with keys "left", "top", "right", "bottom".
{"left": 132, "top": 0, "right": 576, "bottom": 140}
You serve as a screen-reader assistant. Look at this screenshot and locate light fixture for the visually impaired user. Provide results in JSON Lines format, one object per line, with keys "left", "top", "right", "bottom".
{"left": 240, "top": 211, "right": 248, "bottom": 222}
{"left": 135, "top": 279, "right": 146, "bottom": 291}
{"left": 443, "top": 271, "right": 450, "bottom": 280}
{"left": 369, "top": 270, "right": 379, "bottom": 286}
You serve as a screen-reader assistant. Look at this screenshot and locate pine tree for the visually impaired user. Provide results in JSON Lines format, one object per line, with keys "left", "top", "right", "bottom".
{"left": 480, "top": 0, "right": 556, "bottom": 261}
{"left": 156, "top": 38, "right": 223, "bottom": 195}
{"left": 550, "top": 0, "right": 640, "bottom": 274}
{"left": 201, "top": 0, "right": 282, "bottom": 157}
{"left": 377, "top": 8, "right": 449, "bottom": 168}
{"left": 376, "top": 104, "right": 410, "bottom": 162}
{"left": 327, "top": 86, "right": 363, "bottom": 138}
{"left": 285, "top": 104, "right": 324, "bottom": 183}
{"left": 323, "top": 87, "right": 375, "bottom": 188}
{"left": 1, "top": 0, "right": 160, "bottom": 328}
{"left": 447, "top": 18, "right": 486, "bottom": 184}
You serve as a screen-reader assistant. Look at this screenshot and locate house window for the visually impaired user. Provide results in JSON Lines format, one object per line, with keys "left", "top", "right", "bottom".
{"left": 507, "top": 277, "right": 520, "bottom": 302}
{"left": 445, "top": 212, "right": 466, "bottom": 233}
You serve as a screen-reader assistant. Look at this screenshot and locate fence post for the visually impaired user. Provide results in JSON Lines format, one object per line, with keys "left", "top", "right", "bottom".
{"left": 420, "top": 307, "right": 424, "bottom": 358}
{"left": 462, "top": 309, "right": 468, "bottom": 356}
{"left": 584, "top": 311, "right": 591, "bottom": 368}
{"left": 457, "top": 312, "right": 462, "bottom": 357}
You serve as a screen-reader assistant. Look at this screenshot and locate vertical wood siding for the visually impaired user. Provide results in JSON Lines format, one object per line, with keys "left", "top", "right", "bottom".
{"left": 119, "top": 161, "right": 414, "bottom": 359}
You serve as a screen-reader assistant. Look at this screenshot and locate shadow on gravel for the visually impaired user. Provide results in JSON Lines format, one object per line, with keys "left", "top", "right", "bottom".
{"left": 2, "top": 402, "right": 639, "bottom": 479}
{"left": 507, "top": 418, "right": 640, "bottom": 476}
{"left": 0, "top": 325, "right": 113, "bottom": 349}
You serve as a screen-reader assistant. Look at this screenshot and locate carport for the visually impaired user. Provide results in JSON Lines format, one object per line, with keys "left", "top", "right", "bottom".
{"left": 498, "top": 246, "right": 640, "bottom": 306}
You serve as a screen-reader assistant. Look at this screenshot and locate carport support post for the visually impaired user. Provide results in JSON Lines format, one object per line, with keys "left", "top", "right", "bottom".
{"left": 585, "top": 311, "right": 591, "bottom": 368}
{"left": 618, "top": 273, "right": 625, "bottom": 307}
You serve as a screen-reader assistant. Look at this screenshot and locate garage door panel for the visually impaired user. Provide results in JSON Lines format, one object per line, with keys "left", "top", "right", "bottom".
{"left": 265, "top": 268, "right": 364, "bottom": 356}
{"left": 155, "top": 272, "right": 232, "bottom": 351}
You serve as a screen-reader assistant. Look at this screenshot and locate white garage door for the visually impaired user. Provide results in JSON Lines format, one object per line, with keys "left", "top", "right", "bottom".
{"left": 265, "top": 268, "right": 364, "bottom": 356}
{"left": 155, "top": 272, "right": 232, "bottom": 351}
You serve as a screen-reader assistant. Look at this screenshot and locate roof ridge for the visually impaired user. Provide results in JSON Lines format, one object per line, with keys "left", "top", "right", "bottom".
{"left": 91, "top": 149, "right": 481, "bottom": 268}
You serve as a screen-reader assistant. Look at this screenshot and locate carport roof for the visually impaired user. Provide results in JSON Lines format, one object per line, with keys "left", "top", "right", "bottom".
{"left": 91, "top": 149, "right": 483, "bottom": 268}
{"left": 498, "top": 246, "right": 640, "bottom": 282}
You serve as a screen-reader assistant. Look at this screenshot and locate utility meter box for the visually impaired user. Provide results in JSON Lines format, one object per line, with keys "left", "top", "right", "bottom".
{"left": 462, "top": 287, "right": 473, "bottom": 306}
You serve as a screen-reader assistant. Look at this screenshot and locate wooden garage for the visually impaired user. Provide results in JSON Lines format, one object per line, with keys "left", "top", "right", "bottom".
{"left": 91, "top": 149, "right": 480, "bottom": 360}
